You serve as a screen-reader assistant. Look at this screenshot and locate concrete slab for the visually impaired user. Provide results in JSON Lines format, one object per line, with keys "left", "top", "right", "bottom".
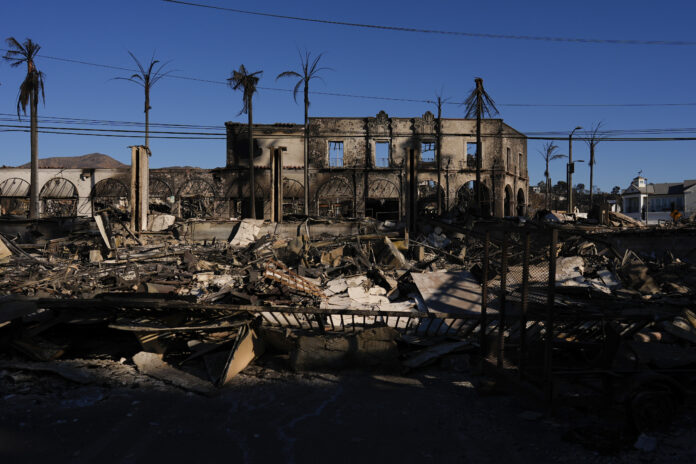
{"left": 411, "top": 270, "right": 483, "bottom": 316}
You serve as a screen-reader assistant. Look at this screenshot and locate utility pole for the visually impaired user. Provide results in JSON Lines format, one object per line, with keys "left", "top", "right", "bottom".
{"left": 436, "top": 96, "right": 443, "bottom": 215}
{"left": 567, "top": 126, "right": 581, "bottom": 214}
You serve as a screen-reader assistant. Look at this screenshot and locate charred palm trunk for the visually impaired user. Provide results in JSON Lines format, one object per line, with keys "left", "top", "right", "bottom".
{"left": 436, "top": 100, "right": 442, "bottom": 215}
{"left": 144, "top": 85, "right": 150, "bottom": 148}
{"left": 545, "top": 161, "right": 550, "bottom": 210}
{"left": 475, "top": 107, "right": 482, "bottom": 215}
{"left": 589, "top": 144, "right": 595, "bottom": 207}
{"left": 29, "top": 73, "right": 39, "bottom": 219}
{"left": 303, "top": 82, "right": 309, "bottom": 216}
{"left": 248, "top": 95, "right": 256, "bottom": 219}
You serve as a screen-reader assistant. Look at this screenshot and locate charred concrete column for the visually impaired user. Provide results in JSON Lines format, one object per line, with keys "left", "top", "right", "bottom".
{"left": 406, "top": 147, "right": 417, "bottom": 236}
{"left": 130, "top": 145, "right": 149, "bottom": 231}
{"left": 270, "top": 146, "right": 286, "bottom": 223}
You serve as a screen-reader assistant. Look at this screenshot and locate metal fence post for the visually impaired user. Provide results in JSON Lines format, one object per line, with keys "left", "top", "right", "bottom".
{"left": 519, "top": 230, "right": 530, "bottom": 380}
{"left": 497, "top": 235, "right": 508, "bottom": 369}
{"left": 544, "top": 228, "right": 558, "bottom": 403}
{"left": 479, "top": 230, "right": 490, "bottom": 368}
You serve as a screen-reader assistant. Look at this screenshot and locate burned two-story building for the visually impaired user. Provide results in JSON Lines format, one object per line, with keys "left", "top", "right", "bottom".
{"left": 225, "top": 111, "right": 528, "bottom": 220}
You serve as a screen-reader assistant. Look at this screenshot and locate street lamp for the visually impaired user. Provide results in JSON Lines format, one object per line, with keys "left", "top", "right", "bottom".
{"left": 568, "top": 126, "right": 582, "bottom": 214}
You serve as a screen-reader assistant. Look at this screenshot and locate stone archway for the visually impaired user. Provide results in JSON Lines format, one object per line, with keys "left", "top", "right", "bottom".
{"left": 0, "top": 178, "right": 30, "bottom": 216}
{"left": 517, "top": 188, "right": 526, "bottom": 216}
{"left": 366, "top": 178, "right": 400, "bottom": 221}
{"left": 316, "top": 176, "right": 354, "bottom": 218}
{"left": 282, "top": 178, "right": 304, "bottom": 216}
{"left": 149, "top": 177, "right": 175, "bottom": 213}
{"left": 456, "top": 181, "right": 475, "bottom": 213}
{"left": 178, "top": 178, "right": 220, "bottom": 219}
{"left": 227, "top": 178, "right": 265, "bottom": 219}
{"left": 456, "top": 180, "right": 491, "bottom": 216}
{"left": 417, "top": 180, "right": 444, "bottom": 216}
{"left": 91, "top": 178, "right": 129, "bottom": 215}
{"left": 39, "top": 178, "right": 78, "bottom": 217}
{"left": 504, "top": 185, "right": 514, "bottom": 217}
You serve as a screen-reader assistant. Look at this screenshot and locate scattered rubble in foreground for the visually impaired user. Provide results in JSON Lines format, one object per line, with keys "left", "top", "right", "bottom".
{"left": 1, "top": 211, "right": 696, "bottom": 455}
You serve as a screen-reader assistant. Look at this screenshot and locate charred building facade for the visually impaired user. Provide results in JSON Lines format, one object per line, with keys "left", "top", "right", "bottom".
{"left": 0, "top": 112, "right": 527, "bottom": 221}
{"left": 225, "top": 111, "right": 528, "bottom": 220}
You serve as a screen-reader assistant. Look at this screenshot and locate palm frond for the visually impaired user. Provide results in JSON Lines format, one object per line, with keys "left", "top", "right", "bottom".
{"left": 228, "top": 64, "right": 263, "bottom": 115}
{"left": 115, "top": 51, "right": 173, "bottom": 91}
{"left": 276, "top": 50, "right": 329, "bottom": 106}
{"left": 585, "top": 121, "right": 605, "bottom": 148}
{"left": 538, "top": 142, "right": 562, "bottom": 161}
{"left": 462, "top": 77, "right": 499, "bottom": 119}
{"left": 276, "top": 71, "right": 301, "bottom": 79}
{"left": 4, "top": 38, "right": 46, "bottom": 118}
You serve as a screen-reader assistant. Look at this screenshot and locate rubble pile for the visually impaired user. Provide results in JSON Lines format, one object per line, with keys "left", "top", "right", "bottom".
{"left": 1, "top": 214, "right": 695, "bottom": 447}
{"left": 0, "top": 217, "right": 480, "bottom": 390}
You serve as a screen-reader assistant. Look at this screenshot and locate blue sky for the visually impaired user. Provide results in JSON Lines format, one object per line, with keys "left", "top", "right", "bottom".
{"left": 1, "top": 0, "right": 695, "bottom": 191}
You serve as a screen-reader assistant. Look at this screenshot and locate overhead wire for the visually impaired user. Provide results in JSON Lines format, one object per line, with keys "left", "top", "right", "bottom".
{"left": 3, "top": 123, "right": 696, "bottom": 142}
{"left": 162, "top": 0, "right": 696, "bottom": 46}
{"left": 2, "top": 49, "right": 695, "bottom": 109}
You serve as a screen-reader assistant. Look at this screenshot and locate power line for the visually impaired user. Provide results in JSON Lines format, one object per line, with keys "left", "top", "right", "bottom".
{"left": 4, "top": 123, "right": 696, "bottom": 142}
{"left": 0, "top": 114, "right": 223, "bottom": 131}
{"left": 162, "top": 0, "right": 696, "bottom": 46}
{"left": 3, "top": 48, "right": 695, "bottom": 109}
{"left": 5, "top": 111, "right": 696, "bottom": 139}
{"left": 0, "top": 123, "right": 224, "bottom": 136}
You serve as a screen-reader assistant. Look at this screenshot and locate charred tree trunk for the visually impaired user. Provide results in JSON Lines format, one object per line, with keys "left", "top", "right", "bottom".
{"left": 248, "top": 95, "right": 256, "bottom": 219}
{"left": 303, "top": 82, "right": 309, "bottom": 216}
{"left": 545, "top": 161, "right": 550, "bottom": 210}
{"left": 436, "top": 100, "right": 442, "bottom": 215}
{"left": 589, "top": 144, "right": 595, "bottom": 207}
{"left": 29, "top": 74, "right": 39, "bottom": 219}
{"left": 144, "top": 85, "right": 150, "bottom": 148}
{"left": 475, "top": 108, "right": 482, "bottom": 214}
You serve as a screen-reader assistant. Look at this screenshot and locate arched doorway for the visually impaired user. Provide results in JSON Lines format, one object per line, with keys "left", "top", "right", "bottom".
{"left": 517, "top": 188, "right": 526, "bottom": 216}
{"left": 417, "top": 180, "right": 444, "bottom": 216}
{"left": 39, "top": 178, "right": 78, "bottom": 217}
{"left": 366, "top": 178, "right": 400, "bottom": 221}
{"left": 0, "top": 178, "right": 30, "bottom": 216}
{"left": 282, "top": 178, "right": 304, "bottom": 216}
{"left": 316, "top": 176, "right": 353, "bottom": 218}
{"left": 227, "top": 179, "right": 265, "bottom": 219}
{"left": 91, "top": 178, "right": 129, "bottom": 216}
{"left": 178, "top": 178, "right": 220, "bottom": 219}
{"left": 149, "top": 178, "right": 175, "bottom": 214}
{"left": 456, "top": 181, "right": 491, "bottom": 216}
{"left": 504, "top": 185, "right": 513, "bottom": 217}
{"left": 456, "top": 181, "right": 475, "bottom": 213}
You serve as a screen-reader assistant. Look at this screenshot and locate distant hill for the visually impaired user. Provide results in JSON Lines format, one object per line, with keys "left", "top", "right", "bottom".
{"left": 18, "top": 153, "right": 127, "bottom": 169}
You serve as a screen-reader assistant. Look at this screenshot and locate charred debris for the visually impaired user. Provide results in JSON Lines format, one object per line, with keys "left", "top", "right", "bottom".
{"left": 1, "top": 206, "right": 696, "bottom": 450}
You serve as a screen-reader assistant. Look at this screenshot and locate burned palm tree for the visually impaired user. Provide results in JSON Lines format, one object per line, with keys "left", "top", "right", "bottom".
{"left": 585, "top": 121, "right": 604, "bottom": 207}
{"left": 539, "top": 141, "right": 566, "bottom": 209}
{"left": 3, "top": 37, "right": 45, "bottom": 219}
{"left": 228, "top": 65, "right": 263, "bottom": 219}
{"left": 463, "top": 78, "right": 498, "bottom": 214}
{"left": 434, "top": 91, "right": 450, "bottom": 214}
{"left": 114, "top": 51, "right": 173, "bottom": 148}
{"left": 277, "top": 51, "right": 330, "bottom": 216}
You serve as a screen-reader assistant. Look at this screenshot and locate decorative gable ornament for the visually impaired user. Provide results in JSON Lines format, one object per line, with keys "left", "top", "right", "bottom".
{"left": 413, "top": 111, "right": 436, "bottom": 134}
{"left": 367, "top": 110, "right": 390, "bottom": 136}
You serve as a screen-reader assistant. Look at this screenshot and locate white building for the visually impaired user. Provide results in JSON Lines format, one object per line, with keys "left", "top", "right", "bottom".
{"left": 622, "top": 176, "right": 696, "bottom": 224}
